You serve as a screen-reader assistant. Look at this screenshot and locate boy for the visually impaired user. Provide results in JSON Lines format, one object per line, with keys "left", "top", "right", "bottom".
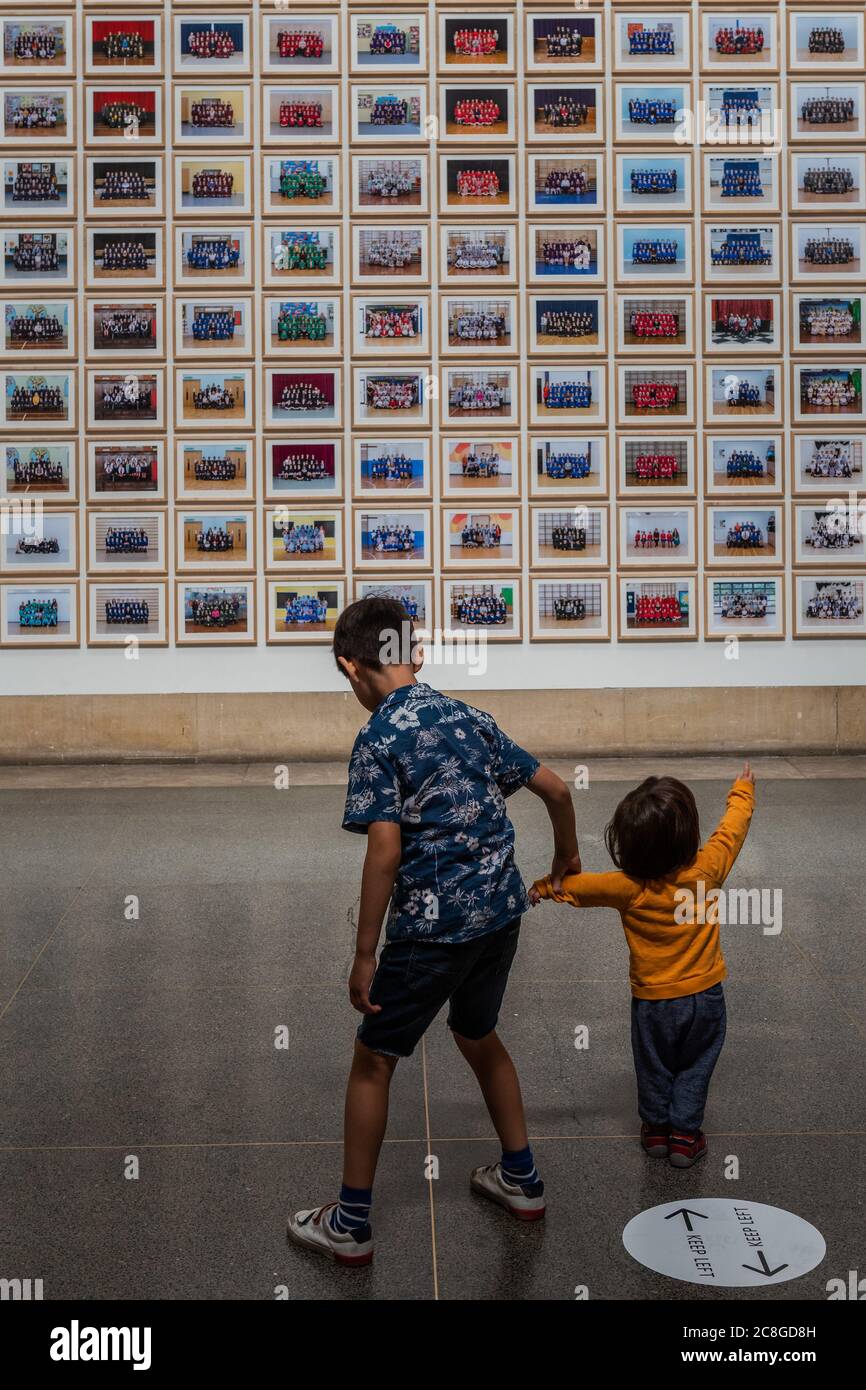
{"left": 531, "top": 768, "right": 755, "bottom": 1168}
{"left": 288, "top": 597, "right": 581, "bottom": 1265}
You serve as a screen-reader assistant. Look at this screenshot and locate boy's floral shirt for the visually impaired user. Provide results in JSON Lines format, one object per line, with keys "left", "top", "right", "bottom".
{"left": 343, "top": 681, "right": 539, "bottom": 942}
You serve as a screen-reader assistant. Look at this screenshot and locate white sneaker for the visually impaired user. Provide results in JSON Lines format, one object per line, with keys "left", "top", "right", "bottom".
{"left": 287, "top": 1202, "right": 374, "bottom": 1266}
{"left": 470, "top": 1163, "right": 546, "bottom": 1222}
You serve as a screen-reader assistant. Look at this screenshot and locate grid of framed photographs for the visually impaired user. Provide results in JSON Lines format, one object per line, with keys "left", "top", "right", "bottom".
{"left": 0, "top": 1, "right": 864, "bottom": 649}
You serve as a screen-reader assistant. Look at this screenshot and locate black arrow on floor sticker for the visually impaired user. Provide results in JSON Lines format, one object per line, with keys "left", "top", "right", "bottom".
{"left": 664, "top": 1208, "right": 708, "bottom": 1233}
{"left": 743, "top": 1251, "right": 789, "bottom": 1277}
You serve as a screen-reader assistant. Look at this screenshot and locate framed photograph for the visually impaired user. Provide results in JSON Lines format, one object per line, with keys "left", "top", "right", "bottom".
{"left": 353, "top": 506, "right": 433, "bottom": 570}
{"left": 443, "top": 508, "right": 521, "bottom": 570}
{"left": 705, "top": 434, "right": 783, "bottom": 498}
{"left": 354, "top": 578, "right": 433, "bottom": 629}
{"left": 529, "top": 435, "right": 608, "bottom": 499}
{"left": 87, "top": 226, "right": 163, "bottom": 288}
{"left": 2, "top": 297, "right": 74, "bottom": 358}
{"left": 792, "top": 293, "right": 863, "bottom": 352}
{"left": 262, "top": 13, "right": 340, "bottom": 77}
{"left": 266, "top": 578, "right": 345, "bottom": 644}
{"left": 2, "top": 226, "right": 75, "bottom": 288}
{"left": 85, "top": 155, "right": 161, "bottom": 217}
{"left": 704, "top": 364, "right": 783, "bottom": 425}
{"left": 0, "top": 507, "right": 77, "bottom": 575}
{"left": 1, "top": 581, "right": 79, "bottom": 646}
{"left": 0, "top": 367, "right": 74, "bottom": 429}
{"left": 264, "top": 438, "right": 342, "bottom": 502}
{"left": 265, "top": 154, "right": 340, "bottom": 214}
{"left": 2, "top": 14, "right": 75, "bottom": 78}
{"left": 264, "top": 84, "right": 339, "bottom": 146}
{"left": 267, "top": 224, "right": 341, "bottom": 288}
{"left": 529, "top": 221, "right": 603, "bottom": 286}
{"left": 440, "top": 224, "right": 517, "bottom": 287}
{"left": 262, "top": 295, "right": 340, "bottom": 357}
{"left": 530, "top": 365, "right": 605, "bottom": 426}
{"left": 86, "top": 299, "right": 163, "bottom": 360}
{"left": 353, "top": 367, "right": 430, "bottom": 428}
{"left": 705, "top": 294, "right": 782, "bottom": 355}
{"left": 613, "top": 13, "right": 692, "bottom": 74}
{"left": 616, "top": 293, "right": 693, "bottom": 355}
{"left": 85, "top": 13, "right": 163, "bottom": 77}
{"left": 439, "top": 154, "right": 516, "bottom": 215}
{"left": 265, "top": 367, "right": 341, "bottom": 428}
{"left": 617, "top": 505, "right": 696, "bottom": 569}
{"left": 175, "top": 225, "right": 251, "bottom": 288}
{"left": 443, "top": 366, "right": 518, "bottom": 427}
{"left": 701, "top": 12, "right": 779, "bottom": 73}
{"left": 264, "top": 506, "right": 343, "bottom": 572}
{"left": 794, "top": 501, "right": 866, "bottom": 566}
{"left": 348, "top": 13, "right": 426, "bottom": 76}
{"left": 173, "top": 84, "right": 250, "bottom": 145}
{"left": 789, "top": 152, "right": 866, "bottom": 212}
{"left": 793, "top": 573, "right": 865, "bottom": 636}
{"left": 528, "top": 292, "right": 603, "bottom": 355}
{"left": 355, "top": 437, "right": 432, "bottom": 498}
{"left": 350, "top": 83, "right": 425, "bottom": 142}
{"left": 173, "top": 296, "right": 252, "bottom": 359}
{"left": 3, "top": 85, "right": 73, "bottom": 147}
{"left": 790, "top": 221, "right": 864, "bottom": 282}
{"left": 793, "top": 362, "right": 866, "bottom": 423}
{"left": 4, "top": 438, "right": 76, "bottom": 501}
{"left": 87, "top": 580, "right": 167, "bottom": 646}
{"left": 176, "top": 579, "right": 256, "bottom": 645}
{"left": 703, "top": 152, "right": 780, "bottom": 213}
{"left": 530, "top": 577, "right": 610, "bottom": 642}
{"left": 705, "top": 503, "right": 784, "bottom": 569}
{"left": 438, "top": 83, "right": 516, "bottom": 144}
{"left": 441, "top": 294, "right": 516, "bottom": 356}
{"left": 614, "top": 82, "right": 691, "bottom": 143}
{"left": 176, "top": 368, "right": 254, "bottom": 430}
{"left": 617, "top": 365, "right": 694, "bottom": 428}
{"left": 88, "top": 439, "right": 166, "bottom": 504}
{"left": 84, "top": 84, "right": 161, "bottom": 146}
{"left": 87, "top": 368, "right": 162, "bottom": 430}
{"left": 441, "top": 436, "right": 519, "bottom": 500}
{"left": 530, "top": 504, "right": 608, "bottom": 569}
{"left": 351, "top": 154, "right": 427, "bottom": 214}
{"left": 174, "top": 156, "right": 251, "bottom": 216}
{"left": 175, "top": 438, "right": 255, "bottom": 504}
{"left": 87, "top": 509, "right": 167, "bottom": 574}
{"left": 615, "top": 222, "right": 692, "bottom": 285}
{"left": 175, "top": 507, "right": 254, "bottom": 573}
{"left": 528, "top": 152, "right": 605, "bottom": 212}
{"left": 2, "top": 157, "right": 74, "bottom": 218}
{"left": 526, "top": 82, "right": 602, "bottom": 143}
{"left": 792, "top": 434, "right": 864, "bottom": 494}
{"left": 789, "top": 82, "right": 865, "bottom": 141}
{"left": 788, "top": 11, "right": 865, "bottom": 74}
{"left": 618, "top": 575, "right": 698, "bottom": 640}
{"left": 705, "top": 575, "right": 785, "bottom": 641}
{"left": 525, "top": 10, "right": 603, "bottom": 75}
{"left": 173, "top": 14, "right": 251, "bottom": 76}
{"left": 698, "top": 82, "right": 779, "bottom": 147}
{"left": 353, "top": 223, "right": 428, "bottom": 287}
{"left": 437, "top": 13, "right": 515, "bottom": 74}
{"left": 353, "top": 294, "right": 428, "bottom": 356}
{"left": 442, "top": 577, "right": 522, "bottom": 640}
{"left": 615, "top": 153, "right": 692, "bottom": 213}
{"left": 618, "top": 436, "right": 696, "bottom": 499}
{"left": 703, "top": 223, "right": 780, "bottom": 284}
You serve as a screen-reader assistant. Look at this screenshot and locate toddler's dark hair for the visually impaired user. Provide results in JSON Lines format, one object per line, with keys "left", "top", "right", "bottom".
{"left": 604, "top": 776, "right": 700, "bottom": 882}
{"left": 333, "top": 596, "right": 415, "bottom": 674}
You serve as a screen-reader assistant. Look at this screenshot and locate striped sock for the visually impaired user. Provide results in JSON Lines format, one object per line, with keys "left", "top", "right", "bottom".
{"left": 501, "top": 1145, "right": 540, "bottom": 1188}
{"left": 329, "top": 1183, "right": 373, "bottom": 1235}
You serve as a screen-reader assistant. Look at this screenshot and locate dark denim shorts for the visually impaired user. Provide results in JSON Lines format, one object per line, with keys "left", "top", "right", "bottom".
{"left": 357, "top": 918, "right": 521, "bottom": 1058}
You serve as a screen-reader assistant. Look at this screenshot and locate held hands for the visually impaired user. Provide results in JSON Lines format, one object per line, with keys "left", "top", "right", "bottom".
{"left": 348, "top": 952, "right": 382, "bottom": 1015}
{"left": 529, "top": 845, "right": 582, "bottom": 906}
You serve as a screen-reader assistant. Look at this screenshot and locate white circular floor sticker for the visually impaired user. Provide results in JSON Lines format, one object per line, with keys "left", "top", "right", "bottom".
{"left": 623, "top": 1199, "right": 825, "bottom": 1288}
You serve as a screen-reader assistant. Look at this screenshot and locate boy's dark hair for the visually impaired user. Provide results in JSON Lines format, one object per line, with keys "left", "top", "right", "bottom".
{"left": 333, "top": 596, "right": 415, "bottom": 674}
{"left": 604, "top": 776, "right": 700, "bottom": 882}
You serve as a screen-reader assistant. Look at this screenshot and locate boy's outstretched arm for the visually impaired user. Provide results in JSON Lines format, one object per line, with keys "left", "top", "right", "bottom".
{"left": 526, "top": 765, "right": 581, "bottom": 889}
{"left": 695, "top": 761, "right": 756, "bottom": 885}
{"left": 349, "top": 820, "right": 402, "bottom": 1016}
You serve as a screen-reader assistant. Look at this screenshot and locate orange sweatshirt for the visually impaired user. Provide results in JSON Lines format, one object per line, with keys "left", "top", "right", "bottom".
{"left": 533, "top": 779, "right": 755, "bottom": 1000}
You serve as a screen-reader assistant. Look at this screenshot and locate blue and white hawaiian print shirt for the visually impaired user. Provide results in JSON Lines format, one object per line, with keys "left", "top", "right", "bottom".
{"left": 343, "top": 681, "right": 540, "bottom": 943}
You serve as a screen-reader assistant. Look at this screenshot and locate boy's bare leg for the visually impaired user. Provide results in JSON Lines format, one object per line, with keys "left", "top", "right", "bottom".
{"left": 453, "top": 1030, "right": 529, "bottom": 1153}
{"left": 342, "top": 1039, "right": 399, "bottom": 1189}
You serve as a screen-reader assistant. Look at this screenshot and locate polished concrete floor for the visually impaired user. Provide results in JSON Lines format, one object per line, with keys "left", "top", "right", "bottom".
{"left": 1, "top": 767, "right": 863, "bottom": 1301}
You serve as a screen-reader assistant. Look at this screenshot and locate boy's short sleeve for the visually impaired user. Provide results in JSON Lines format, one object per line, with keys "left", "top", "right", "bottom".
{"left": 342, "top": 732, "right": 404, "bottom": 834}
{"left": 493, "top": 725, "right": 540, "bottom": 797}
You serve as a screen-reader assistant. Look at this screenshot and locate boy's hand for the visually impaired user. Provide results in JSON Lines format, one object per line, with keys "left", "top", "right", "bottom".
{"left": 551, "top": 848, "right": 582, "bottom": 891}
{"left": 349, "top": 952, "right": 382, "bottom": 1015}
{"left": 739, "top": 760, "right": 756, "bottom": 785}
